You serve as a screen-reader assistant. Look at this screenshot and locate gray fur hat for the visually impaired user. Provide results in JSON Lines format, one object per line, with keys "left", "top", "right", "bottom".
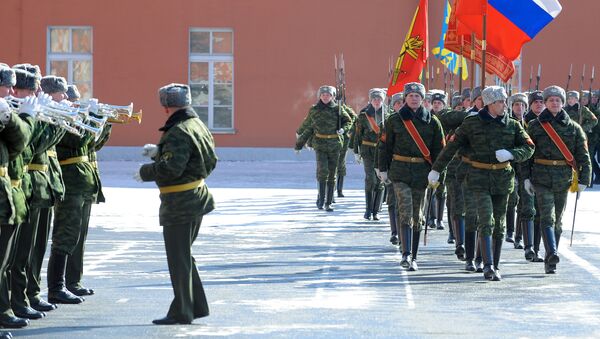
{"left": 0, "top": 66, "right": 16, "bottom": 87}
{"left": 542, "top": 86, "right": 566, "bottom": 103}
{"left": 461, "top": 88, "right": 471, "bottom": 101}
{"left": 470, "top": 86, "right": 482, "bottom": 101}
{"left": 404, "top": 82, "right": 425, "bottom": 98}
{"left": 481, "top": 86, "right": 508, "bottom": 106}
{"left": 13, "top": 63, "right": 41, "bottom": 80}
{"left": 431, "top": 92, "right": 447, "bottom": 105}
{"left": 40, "top": 75, "right": 68, "bottom": 94}
{"left": 159, "top": 83, "right": 192, "bottom": 107}
{"left": 451, "top": 95, "right": 462, "bottom": 109}
{"left": 391, "top": 93, "right": 404, "bottom": 106}
{"left": 567, "top": 90, "right": 579, "bottom": 100}
{"left": 528, "top": 91, "right": 543, "bottom": 105}
{"left": 318, "top": 85, "right": 336, "bottom": 98}
{"left": 510, "top": 93, "right": 528, "bottom": 109}
{"left": 368, "top": 88, "right": 386, "bottom": 101}
{"left": 14, "top": 69, "right": 39, "bottom": 91}
{"left": 66, "top": 85, "right": 81, "bottom": 100}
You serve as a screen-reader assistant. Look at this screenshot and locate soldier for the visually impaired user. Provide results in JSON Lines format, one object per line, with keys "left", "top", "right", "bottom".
{"left": 429, "top": 86, "right": 534, "bottom": 281}
{"left": 386, "top": 93, "right": 404, "bottom": 245}
{"left": 336, "top": 104, "right": 356, "bottom": 198}
{"left": 295, "top": 86, "right": 352, "bottom": 212}
{"left": 354, "top": 88, "right": 387, "bottom": 220}
{"left": 468, "top": 86, "right": 483, "bottom": 113}
{"left": 135, "top": 83, "right": 216, "bottom": 324}
{"left": 451, "top": 94, "right": 464, "bottom": 111}
{"left": 461, "top": 88, "right": 472, "bottom": 110}
{"left": 565, "top": 91, "right": 598, "bottom": 135}
{"left": 522, "top": 86, "right": 590, "bottom": 274}
{"left": 378, "top": 82, "right": 445, "bottom": 271}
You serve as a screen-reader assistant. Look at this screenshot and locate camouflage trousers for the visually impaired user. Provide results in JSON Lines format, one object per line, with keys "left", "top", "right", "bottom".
{"left": 52, "top": 193, "right": 87, "bottom": 255}
{"left": 447, "top": 176, "right": 463, "bottom": 218}
{"left": 315, "top": 150, "right": 339, "bottom": 183}
{"left": 435, "top": 170, "right": 447, "bottom": 200}
{"left": 362, "top": 154, "right": 383, "bottom": 193}
{"left": 517, "top": 178, "right": 537, "bottom": 221}
{"left": 535, "top": 186, "right": 569, "bottom": 235}
{"left": 337, "top": 137, "right": 350, "bottom": 177}
{"left": 392, "top": 182, "right": 425, "bottom": 231}
{"left": 507, "top": 178, "right": 519, "bottom": 213}
{"left": 456, "top": 161, "right": 478, "bottom": 232}
{"left": 473, "top": 191, "right": 509, "bottom": 239}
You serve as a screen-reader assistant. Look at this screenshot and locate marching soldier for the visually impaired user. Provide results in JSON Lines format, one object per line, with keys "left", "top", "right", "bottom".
{"left": 354, "top": 88, "right": 387, "bottom": 220}
{"left": 386, "top": 93, "right": 404, "bottom": 245}
{"left": 295, "top": 86, "right": 352, "bottom": 212}
{"left": 378, "top": 82, "right": 445, "bottom": 271}
{"left": 135, "top": 83, "right": 216, "bottom": 324}
{"left": 336, "top": 104, "right": 356, "bottom": 198}
{"left": 461, "top": 88, "right": 472, "bottom": 109}
{"left": 429, "top": 86, "right": 534, "bottom": 281}
{"left": 565, "top": 91, "right": 598, "bottom": 135}
{"left": 522, "top": 86, "right": 591, "bottom": 274}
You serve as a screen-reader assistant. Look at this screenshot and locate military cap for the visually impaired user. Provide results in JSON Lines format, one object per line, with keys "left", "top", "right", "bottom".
{"left": 391, "top": 93, "right": 404, "bottom": 106}
{"left": 318, "top": 85, "right": 336, "bottom": 98}
{"left": 542, "top": 85, "right": 566, "bottom": 103}
{"left": 14, "top": 68, "right": 39, "bottom": 91}
{"left": 481, "top": 86, "right": 508, "bottom": 106}
{"left": 461, "top": 88, "right": 471, "bottom": 100}
{"left": 0, "top": 66, "right": 16, "bottom": 87}
{"left": 368, "top": 88, "right": 386, "bottom": 101}
{"left": 66, "top": 85, "right": 81, "bottom": 100}
{"left": 404, "top": 82, "right": 425, "bottom": 98}
{"left": 470, "top": 86, "right": 482, "bottom": 101}
{"left": 13, "top": 63, "right": 41, "bottom": 80}
{"left": 528, "top": 91, "right": 543, "bottom": 105}
{"left": 431, "top": 92, "right": 447, "bottom": 105}
{"left": 567, "top": 90, "right": 580, "bottom": 100}
{"left": 581, "top": 90, "right": 591, "bottom": 100}
{"left": 40, "top": 75, "right": 68, "bottom": 94}
{"left": 158, "top": 83, "right": 192, "bottom": 108}
{"left": 510, "top": 93, "right": 528, "bottom": 109}
{"left": 450, "top": 95, "right": 462, "bottom": 109}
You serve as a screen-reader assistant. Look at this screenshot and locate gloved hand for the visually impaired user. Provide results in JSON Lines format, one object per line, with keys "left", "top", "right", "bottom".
{"left": 578, "top": 184, "right": 587, "bottom": 192}
{"left": 36, "top": 92, "right": 52, "bottom": 107}
{"left": 142, "top": 144, "right": 158, "bottom": 158}
{"left": 0, "top": 98, "right": 11, "bottom": 124}
{"left": 428, "top": 170, "right": 440, "bottom": 188}
{"left": 19, "top": 96, "right": 38, "bottom": 117}
{"left": 133, "top": 167, "right": 144, "bottom": 183}
{"left": 354, "top": 153, "right": 362, "bottom": 164}
{"left": 495, "top": 149, "right": 514, "bottom": 162}
{"left": 524, "top": 179, "right": 535, "bottom": 196}
{"left": 88, "top": 98, "right": 99, "bottom": 114}
{"left": 379, "top": 171, "right": 389, "bottom": 184}
{"left": 295, "top": 133, "right": 300, "bottom": 140}
{"left": 337, "top": 128, "right": 344, "bottom": 135}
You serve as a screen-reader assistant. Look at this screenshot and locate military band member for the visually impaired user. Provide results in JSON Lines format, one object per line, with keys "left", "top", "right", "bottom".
{"left": 378, "top": 82, "right": 445, "bottom": 271}
{"left": 135, "top": 83, "right": 215, "bottom": 324}
{"left": 523, "top": 86, "right": 591, "bottom": 274}
{"left": 295, "top": 86, "right": 352, "bottom": 212}
{"left": 430, "top": 86, "right": 534, "bottom": 281}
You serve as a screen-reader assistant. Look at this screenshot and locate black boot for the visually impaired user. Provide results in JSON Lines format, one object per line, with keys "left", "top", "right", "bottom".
{"left": 480, "top": 234, "right": 499, "bottom": 281}
{"left": 454, "top": 217, "right": 466, "bottom": 260}
{"left": 13, "top": 306, "right": 45, "bottom": 320}
{"left": 493, "top": 237, "right": 503, "bottom": 281}
{"left": 426, "top": 190, "right": 436, "bottom": 228}
{"left": 475, "top": 234, "right": 484, "bottom": 272}
{"left": 324, "top": 181, "right": 335, "bottom": 212}
{"left": 522, "top": 220, "right": 535, "bottom": 261}
{"left": 409, "top": 230, "right": 421, "bottom": 271}
{"left": 505, "top": 208, "right": 515, "bottom": 243}
{"left": 542, "top": 226, "right": 560, "bottom": 274}
{"left": 399, "top": 225, "right": 412, "bottom": 268}
{"left": 316, "top": 182, "right": 326, "bottom": 210}
{"left": 30, "top": 298, "right": 57, "bottom": 312}
{"left": 389, "top": 206, "right": 399, "bottom": 245}
{"left": 436, "top": 196, "right": 446, "bottom": 230}
{"left": 0, "top": 314, "right": 28, "bottom": 329}
{"left": 372, "top": 189, "right": 384, "bottom": 220}
{"left": 47, "top": 251, "right": 84, "bottom": 304}
{"left": 532, "top": 222, "right": 544, "bottom": 262}
{"left": 363, "top": 191, "right": 372, "bottom": 220}
{"left": 464, "top": 230, "right": 476, "bottom": 271}
{"left": 337, "top": 176, "right": 345, "bottom": 197}
{"left": 0, "top": 331, "right": 12, "bottom": 339}
{"left": 513, "top": 218, "right": 524, "bottom": 249}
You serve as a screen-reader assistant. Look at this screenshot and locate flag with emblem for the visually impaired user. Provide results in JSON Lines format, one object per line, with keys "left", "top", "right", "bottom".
{"left": 432, "top": 0, "right": 468, "bottom": 81}
{"left": 387, "top": 0, "right": 428, "bottom": 96}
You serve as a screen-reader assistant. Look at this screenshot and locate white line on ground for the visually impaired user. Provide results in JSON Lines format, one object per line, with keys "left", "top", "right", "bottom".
{"left": 395, "top": 249, "right": 415, "bottom": 309}
{"left": 560, "top": 244, "right": 600, "bottom": 281}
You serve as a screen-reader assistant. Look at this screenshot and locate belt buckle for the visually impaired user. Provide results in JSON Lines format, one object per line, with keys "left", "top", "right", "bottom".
{"left": 552, "top": 160, "right": 558, "bottom": 165}
{"left": 492, "top": 164, "right": 497, "bottom": 170}
{"left": 411, "top": 157, "right": 417, "bottom": 162}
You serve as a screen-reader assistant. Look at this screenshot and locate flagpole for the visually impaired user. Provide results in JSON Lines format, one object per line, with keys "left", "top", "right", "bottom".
{"left": 459, "top": 36, "right": 464, "bottom": 94}
{"left": 470, "top": 32, "right": 476, "bottom": 89}
{"left": 481, "top": 1, "right": 487, "bottom": 88}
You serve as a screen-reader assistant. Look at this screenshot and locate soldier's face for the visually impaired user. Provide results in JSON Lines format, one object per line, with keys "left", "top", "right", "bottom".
{"left": 393, "top": 101, "right": 403, "bottom": 111}
{"left": 512, "top": 102, "right": 526, "bottom": 118}
{"left": 567, "top": 96, "right": 578, "bottom": 106}
{"left": 432, "top": 100, "right": 444, "bottom": 112}
{"left": 462, "top": 98, "right": 471, "bottom": 108}
{"left": 371, "top": 97, "right": 383, "bottom": 109}
{"left": 423, "top": 99, "right": 432, "bottom": 110}
{"left": 488, "top": 100, "right": 506, "bottom": 116}
{"left": 473, "top": 97, "right": 483, "bottom": 109}
{"left": 405, "top": 93, "right": 422, "bottom": 110}
{"left": 13, "top": 88, "right": 35, "bottom": 99}
{"left": 581, "top": 96, "right": 590, "bottom": 106}
{"left": 50, "top": 92, "right": 67, "bottom": 102}
{"left": 546, "top": 97, "right": 563, "bottom": 114}
{"left": 0, "top": 86, "right": 13, "bottom": 97}
{"left": 319, "top": 93, "right": 333, "bottom": 104}
{"left": 531, "top": 100, "right": 545, "bottom": 114}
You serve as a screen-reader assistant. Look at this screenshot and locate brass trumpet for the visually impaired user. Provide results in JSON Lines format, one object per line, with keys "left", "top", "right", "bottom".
{"left": 108, "top": 110, "right": 142, "bottom": 124}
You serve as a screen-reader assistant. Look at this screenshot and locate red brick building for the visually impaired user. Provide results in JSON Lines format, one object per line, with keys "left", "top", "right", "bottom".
{"left": 2, "top": 0, "right": 597, "bottom": 147}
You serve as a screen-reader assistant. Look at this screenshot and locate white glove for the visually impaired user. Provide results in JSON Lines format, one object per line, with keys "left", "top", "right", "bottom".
{"left": 88, "top": 98, "right": 99, "bottom": 114}
{"left": 306, "top": 145, "right": 313, "bottom": 151}
{"left": 524, "top": 179, "right": 535, "bottom": 196}
{"left": 133, "top": 168, "right": 144, "bottom": 183}
{"left": 379, "top": 171, "right": 389, "bottom": 183}
{"left": 295, "top": 133, "right": 300, "bottom": 140}
{"left": 36, "top": 92, "right": 52, "bottom": 107}
{"left": 354, "top": 153, "right": 362, "bottom": 164}
{"left": 142, "top": 144, "right": 158, "bottom": 158}
{"left": 578, "top": 184, "right": 587, "bottom": 192}
{"left": 294, "top": 149, "right": 301, "bottom": 155}
{"left": 0, "top": 99, "right": 11, "bottom": 124}
{"left": 337, "top": 128, "right": 344, "bottom": 135}
{"left": 19, "top": 96, "right": 38, "bottom": 117}
{"left": 495, "top": 149, "right": 514, "bottom": 162}
{"left": 428, "top": 170, "right": 440, "bottom": 188}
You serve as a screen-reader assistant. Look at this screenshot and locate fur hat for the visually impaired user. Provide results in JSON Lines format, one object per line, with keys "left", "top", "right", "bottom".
{"left": 567, "top": 91, "right": 579, "bottom": 100}
{"left": 13, "top": 63, "right": 41, "bottom": 80}
{"left": 451, "top": 95, "right": 462, "bottom": 109}
{"left": 391, "top": 93, "right": 404, "bottom": 106}
{"left": 542, "top": 86, "right": 566, "bottom": 103}
{"left": 510, "top": 93, "right": 528, "bottom": 109}
{"left": 159, "top": 83, "right": 192, "bottom": 108}
{"left": 528, "top": 91, "right": 543, "bottom": 105}
{"left": 461, "top": 88, "right": 471, "bottom": 101}
{"left": 66, "top": 85, "right": 81, "bottom": 100}
{"left": 368, "top": 88, "right": 386, "bottom": 101}
{"left": 404, "top": 82, "right": 425, "bottom": 98}
{"left": 318, "top": 85, "right": 336, "bottom": 98}
{"left": 431, "top": 92, "right": 447, "bottom": 105}
{"left": 481, "top": 86, "right": 508, "bottom": 106}
{"left": 470, "top": 86, "right": 482, "bottom": 101}
{"left": 14, "top": 69, "right": 39, "bottom": 91}
{"left": 40, "top": 75, "right": 68, "bottom": 94}
{"left": 0, "top": 66, "right": 16, "bottom": 87}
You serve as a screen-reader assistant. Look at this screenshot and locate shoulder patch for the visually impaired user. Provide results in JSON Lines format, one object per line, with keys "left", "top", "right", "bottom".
{"left": 160, "top": 151, "right": 173, "bottom": 162}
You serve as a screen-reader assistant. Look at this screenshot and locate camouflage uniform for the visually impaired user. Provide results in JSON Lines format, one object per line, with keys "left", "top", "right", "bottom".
{"left": 336, "top": 104, "right": 356, "bottom": 197}
{"left": 429, "top": 104, "right": 452, "bottom": 235}
{"left": 139, "top": 106, "right": 216, "bottom": 323}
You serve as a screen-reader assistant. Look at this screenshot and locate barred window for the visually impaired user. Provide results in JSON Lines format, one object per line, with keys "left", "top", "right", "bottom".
{"left": 47, "top": 27, "right": 93, "bottom": 99}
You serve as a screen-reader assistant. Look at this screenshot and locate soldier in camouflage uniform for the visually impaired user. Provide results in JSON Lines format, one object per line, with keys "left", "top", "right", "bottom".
{"left": 295, "top": 86, "right": 352, "bottom": 212}
{"left": 354, "top": 88, "right": 388, "bottom": 220}
{"left": 565, "top": 91, "right": 598, "bottom": 136}
{"left": 336, "top": 104, "right": 356, "bottom": 198}
{"left": 136, "top": 83, "right": 216, "bottom": 325}
{"left": 378, "top": 82, "right": 445, "bottom": 271}
{"left": 589, "top": 92, "right": 600, "bottom": 185}
{"left": 385, "top": 93, "right": 404, "bottom": 245}
{"left": 523, "top": 86, "right": 591, "bottom": 274}
{"left": 430, "top": 86, "right": 534, "bottom": 281}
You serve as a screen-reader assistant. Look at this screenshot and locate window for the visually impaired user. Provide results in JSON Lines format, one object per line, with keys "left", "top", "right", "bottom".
{"left": 47, "top": 27, "right": 93, "bottom": 99}
{"left": 189, "top": 28, "right": 234, "bottom": 132}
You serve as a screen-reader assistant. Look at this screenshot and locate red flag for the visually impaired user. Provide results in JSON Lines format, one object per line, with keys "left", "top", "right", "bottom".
{"left": 444, "top": 0, "right": 515, "bottom": 82}
{"left": 388, "top": 0, "right": 428, "bottom": 96}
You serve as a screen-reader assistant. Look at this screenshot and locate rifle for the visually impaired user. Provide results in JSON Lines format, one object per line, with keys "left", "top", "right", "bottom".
{"left": 423, "top": 185, "right": 437, "bottom": 246}
{"left": 535, "top": 64, "right": 541, "bottom": 91}
{"left": 570, "top": 191, "right": 580, "bottom": 247}
{"left": 528, "top": 66, "right": 533, "bottom": 92}
{"left": 443, "top": 67, "right": 448, "bottom": 97}
{"left": 566, "top": 63, "right": 573, "bottom": 92}
{"left": 579, "top": 65, "right": 586, "bottom": 125}
{"left": 334, "top": 53, "right": 346, "bottom": 131}
{"left": 588, "top": 66, "right": 595, "bottom": 109}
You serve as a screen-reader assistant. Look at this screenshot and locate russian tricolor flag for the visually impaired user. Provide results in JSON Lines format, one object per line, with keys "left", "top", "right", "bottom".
{"left": 456, "top": 0, "right": 562, "bottom": 60}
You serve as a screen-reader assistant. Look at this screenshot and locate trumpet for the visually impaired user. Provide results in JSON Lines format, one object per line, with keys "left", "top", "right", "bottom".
{"left": 108, "top": 110, "right": 142, "bottom": 124}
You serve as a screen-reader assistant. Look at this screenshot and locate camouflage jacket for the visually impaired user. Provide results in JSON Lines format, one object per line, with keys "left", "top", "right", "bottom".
{"left": 87, "top": 123, "right": 113, "bottom": 204}
{"left": 56, "top": 124, "right": 99, "bottom": 199}
{"left": 295, "top": 100, "right": 352, "bottom": 153}
{"left": 379, "top": 105, "right": 445, "bottom": 189}
{"left": 565, "top": 103, "right": 598, "bottom": 133}
{"left": 139, "top": 107, "right": 217, "bottom": 227}
{"left": 353, "top": 104, "right": 388, "bottom": 158}
{"left": 523, "top": 109, "right": 591, "bottom": 190}
{"left": 433, "top": 107, "right": 534, "bottom": 195}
